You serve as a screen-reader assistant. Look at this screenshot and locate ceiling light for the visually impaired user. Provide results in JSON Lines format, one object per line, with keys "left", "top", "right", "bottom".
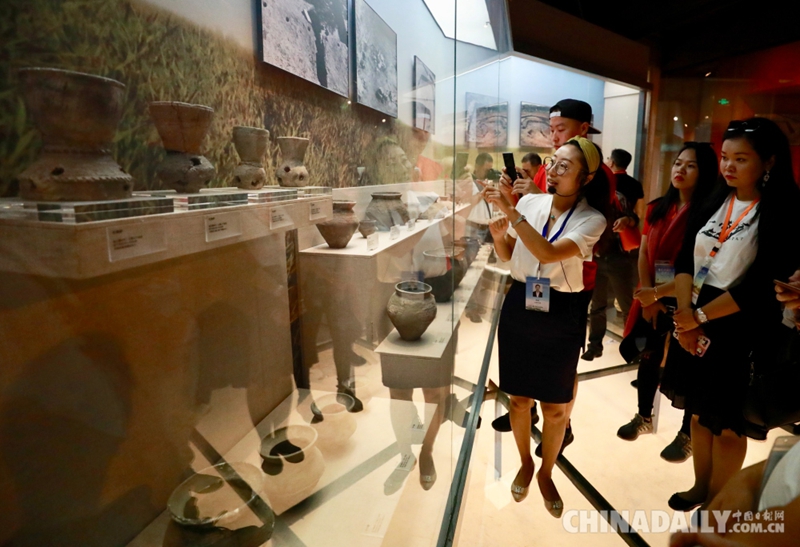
{"left": 673, "top": 116, "right": 678, "bottom": 121}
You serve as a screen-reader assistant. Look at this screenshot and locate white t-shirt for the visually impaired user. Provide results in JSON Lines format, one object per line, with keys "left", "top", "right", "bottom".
{"left": 467, "top": 180, "right": 492, "bottom": 223}
{"left": 507, "top": 194, "right": 606, "bottom": 291}
{"left": 758, "top": 440, "right": 800, "bottom": 511}
{"left": 693, "top": 194, "right": 760, "bottom": 291}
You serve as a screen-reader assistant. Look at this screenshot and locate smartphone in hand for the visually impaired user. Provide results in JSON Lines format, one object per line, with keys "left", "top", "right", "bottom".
{"left": 774, "top": 279, "right": 800, "bottom": 294}
{"left": 503, "top": 152, "right": 520, "bottom": 181}
{"left": 696, "top": 335, "right": 711, "bottom": 357}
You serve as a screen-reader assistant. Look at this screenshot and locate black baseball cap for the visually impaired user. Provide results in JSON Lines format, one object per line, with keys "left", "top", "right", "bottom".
{"left": 549, "top": 99, "right": 601, "bottom": 134}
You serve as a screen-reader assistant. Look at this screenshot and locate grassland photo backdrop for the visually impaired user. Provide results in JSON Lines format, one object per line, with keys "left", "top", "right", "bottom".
{"left": 0, "top": 0, "right": 429, "bottom": 197}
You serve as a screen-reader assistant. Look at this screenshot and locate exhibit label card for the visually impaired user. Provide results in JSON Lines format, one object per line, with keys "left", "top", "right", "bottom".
{"left": 270, "top": 206, "right": 293, "bottom": 230}
{"left": 367, "top": 232, "right": 379, "bottom": 251}
{"left": 308, "top": 200, "right": 327, "bottom": 221}
{"left": 107, "top": 223, "right": 166, "bottom": 262}
{"left": 204, "top": 212, "right": 242, "bottom": 243}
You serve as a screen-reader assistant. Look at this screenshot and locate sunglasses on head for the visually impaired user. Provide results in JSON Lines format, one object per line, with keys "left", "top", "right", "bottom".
{"left": 726, "top": 120, "right": 762, "bottom": 133}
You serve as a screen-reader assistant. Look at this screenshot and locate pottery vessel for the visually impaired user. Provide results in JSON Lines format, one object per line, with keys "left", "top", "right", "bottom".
{"left": 149, "top": 101, "right": 215, "bottom": 193}
{"left": 358, "top": 219, "right": 377, "bottom": 238}
{"left": 386, "top": 281, "right": 437, "bottom": 341}
{"left": 422, "top": 248, "right": 467, "bottom": 303}
{"left": 311, "top": 393, "right": 358, "bottom": 449}
{"left": 456, "top": 236, "right": 480, "bottom": 265}
{"left": 232, "top": 126, "right": 269, "bottom": 189}
{"left": 259, "top": 425, "right": 325, "bottom": 510}
{"left": 364, "top": 192, "right": 410, "bottom": 231}
{"left": 316, "top": 200, "right": 358, "bottom": 248}
{"left": 275, "top": 137, "right": 309, "bottom": 187}
{"left": 167, "top": 462, "right": 267, "bottom": 529}
{"left": 17, "top": 68, "right": 134, "bottom": 202}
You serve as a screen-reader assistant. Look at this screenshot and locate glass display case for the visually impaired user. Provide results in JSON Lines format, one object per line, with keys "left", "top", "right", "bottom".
{"left": 0, "top": 1, "right": 697, "bottom": 547}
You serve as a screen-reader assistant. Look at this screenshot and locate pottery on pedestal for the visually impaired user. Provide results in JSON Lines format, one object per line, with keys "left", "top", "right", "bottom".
{"left": 364, "top": 192, "right": 410, "bottom": 231}
{"left": 17, "top": 68, "right": 134, "bottom": 202}
{"left": 232, "top": 126, "right": 269, "bottom": 189}
{"left": 422, "top": 248, "right": 467, "bottom": 303}
{"left": 259, "top": 425, "right": 325, "bottom": 510}
{"left": 311, "top": 393, "right": 358, "bottom": 449}
{"left": 358, "top": 219, "right": 377, "bottom": 238}
{"left": 316, "top": 200, "right": 358, "bottom": 248}
{"left": 386, "top": 281, "right": 437, "bottom": 341}
{"left": 149, "top": 101, "right": 215, "bottom": 193}
{"left": 275, "top": 137, "right": 309, "bottom": 187}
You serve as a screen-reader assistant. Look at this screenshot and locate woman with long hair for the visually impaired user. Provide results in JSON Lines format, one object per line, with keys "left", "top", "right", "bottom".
{"left": 482, "top": 136, "right": 609, "bottom": 517}
{"left": 661, "top": 118, "right": 800, "bottom": 512}
{"left": 616, "top": 143, "right": 719, "bottom": 462}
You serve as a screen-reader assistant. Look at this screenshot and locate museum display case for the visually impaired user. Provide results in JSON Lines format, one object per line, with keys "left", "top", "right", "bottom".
{"left": 0, "top": 1, "right": 664, "bottom": 546}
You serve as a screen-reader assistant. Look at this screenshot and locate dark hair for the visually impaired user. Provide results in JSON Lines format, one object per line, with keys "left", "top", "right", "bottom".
{"left": 610, "top": 149, "right": 632, "bottom": 170}
{"left": 648, "top": 143, "right": 719, "bottom": 226}
{"left": 703, "top": 117, "right": 799, "bottom": 228}
{"left": 521, "top": 152, "right": 542, "bottom": 166}
{"left": 562, "top": 140, "right": 611, "bottom": 218}
{"left": 475, "top": 152, "right": 493, "bottom": 167}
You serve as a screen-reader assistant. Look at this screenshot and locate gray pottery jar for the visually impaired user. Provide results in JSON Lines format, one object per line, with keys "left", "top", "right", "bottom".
{"left": 386, "top": 281, "right": 437, "bottom": 341}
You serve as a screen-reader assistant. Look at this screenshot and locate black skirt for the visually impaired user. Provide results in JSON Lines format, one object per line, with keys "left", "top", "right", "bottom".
{"left": 660, "top": 285, "right": 757, "bottom": 438}
{"left": 498, "top": 280, "right": 585, "bottom": 404}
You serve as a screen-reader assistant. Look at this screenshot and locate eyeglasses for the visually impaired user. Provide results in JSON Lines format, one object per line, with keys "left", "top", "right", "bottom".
{"left": 726, "top": 120, "right": 762, "bottom": 133}
{"left": 543, "top": 157, "right": 581, "bottom": 176}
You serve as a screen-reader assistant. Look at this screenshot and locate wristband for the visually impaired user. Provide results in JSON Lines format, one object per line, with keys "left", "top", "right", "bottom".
{"left": 511, "top": 214, "right": 527, "bottom": 228}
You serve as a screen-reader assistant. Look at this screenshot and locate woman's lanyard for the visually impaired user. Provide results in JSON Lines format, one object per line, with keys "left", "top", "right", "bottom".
{"left": 692, "top": 195, "right": 759, "bottom": 304}
{"left": 534, "top": 199, "right": 579, "bottom": 279}
{"left": 541, "top": 200, "right": 579, "bottom": 242}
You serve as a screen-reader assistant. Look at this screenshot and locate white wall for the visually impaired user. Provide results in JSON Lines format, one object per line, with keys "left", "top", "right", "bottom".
{"left": 601, "top": 81, "right": 642, "bottom": 176}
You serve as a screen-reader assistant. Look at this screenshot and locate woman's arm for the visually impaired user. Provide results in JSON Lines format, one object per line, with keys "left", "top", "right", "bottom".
{"left": 638, "top": 236, "right": 652, "bottom": 288}
{"left": 506, "top": 209, "right": 584, "bottom": 264}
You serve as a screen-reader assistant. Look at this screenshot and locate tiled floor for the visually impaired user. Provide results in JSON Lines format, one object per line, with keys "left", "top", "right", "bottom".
{"left": 455, "top": 331, "right": 784, "bottom": 547}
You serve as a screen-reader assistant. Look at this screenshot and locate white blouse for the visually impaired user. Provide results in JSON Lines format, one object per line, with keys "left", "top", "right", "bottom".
{"left": 693, "top": 194, "right": 760, "bottom": 291}
{"left": 508, "top": 194, "right": 606, "bottom": 291}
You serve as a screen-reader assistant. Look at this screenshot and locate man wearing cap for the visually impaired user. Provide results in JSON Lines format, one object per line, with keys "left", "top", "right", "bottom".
{"left": 491, "top": 99, "right": 619, "bottom": 458}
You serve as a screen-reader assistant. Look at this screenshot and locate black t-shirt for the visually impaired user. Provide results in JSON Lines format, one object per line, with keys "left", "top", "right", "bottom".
{"left": 615, "top": 173, "right": 644, "bottom": 210}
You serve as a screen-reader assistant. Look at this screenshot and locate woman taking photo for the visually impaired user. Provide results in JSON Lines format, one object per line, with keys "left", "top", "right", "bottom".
{"left": 661, "top": 118, "right": 800, "bottom": 512}
{"left": 483, "top": 136, "right": 609, "bottom": 517}
{"left": 617, "top": 142, "right": 718, "bottom": 462}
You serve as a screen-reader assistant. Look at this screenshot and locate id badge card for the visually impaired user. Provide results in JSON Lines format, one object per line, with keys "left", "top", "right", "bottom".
{"left": 526, "top": 277, "right": 551, "bottom": 312}
{"left": 654, "top": 261, "right": 675, "bottom": 285}
{"left": 692, "top": 258, "right": 712, "bottom": 305}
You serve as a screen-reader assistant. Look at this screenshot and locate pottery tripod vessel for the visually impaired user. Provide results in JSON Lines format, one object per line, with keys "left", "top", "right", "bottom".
{"left": 149, "top": 101, "right": 215, "bottom": 193}
{"left": 275, "top": 137, "right": 309, "bottom": 187}
{"left": 17, "top": 68, "right": 134, "bottom": 202}
{"left": 232, "top": 126, "right": 269, "bottom": 189}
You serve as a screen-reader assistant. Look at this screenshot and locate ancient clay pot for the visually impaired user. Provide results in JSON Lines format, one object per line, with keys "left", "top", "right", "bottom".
{"left": 149, "top": 101, "right": 215, "bottom": 193}
{"left": 167, "top": 462, "right": 266, "bottom": 528}
{"left": 422, "top": 248, "right": 467, "bottom": 303}
{"left": 17, "top": 68, "right": 134, "bottom": 202}
{"left": 232, "top": 126, "right": 269, "bottom": 189}
{"left": 386, "top": 281, "right": 437, "bottom": 341}
{"left": 275, "top": 137, "right": 309, "bottom": 187}
{"left": 358, "top": 219, "right": 377, "bottom": 238}
{"left": 259, "top": 425, "right": 324, "bottom": 510}
{"left": 456, "top": 236, "right": 480, "bottom": 265}
{"left": 364, "top": 192, "right": 410, "bottom": 231}
{"left": 316, "top": 200, "right": 358, "bottom": 248}
{"left": 311, "top": 393, "right": 358, "bottom": 450}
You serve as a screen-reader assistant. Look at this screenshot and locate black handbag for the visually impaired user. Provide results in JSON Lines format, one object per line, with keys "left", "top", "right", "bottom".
{"left": 743, "top": 323, "right": 800, "bottom": 430}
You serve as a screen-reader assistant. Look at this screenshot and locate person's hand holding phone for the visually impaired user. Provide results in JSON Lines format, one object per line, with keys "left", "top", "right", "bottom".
{"left": 775, "top": 269, "right": 800, "bottom": 311}
{"left": 511, "top": 169, "right": 537, "bottom": 196}
{"left": 673, "top": 307, "right": 699, "bottom": 333}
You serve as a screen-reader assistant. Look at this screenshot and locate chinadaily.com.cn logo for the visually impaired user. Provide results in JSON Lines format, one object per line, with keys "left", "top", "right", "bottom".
{"left": 562, "top": 509, "right": 786, "bottom": 534}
